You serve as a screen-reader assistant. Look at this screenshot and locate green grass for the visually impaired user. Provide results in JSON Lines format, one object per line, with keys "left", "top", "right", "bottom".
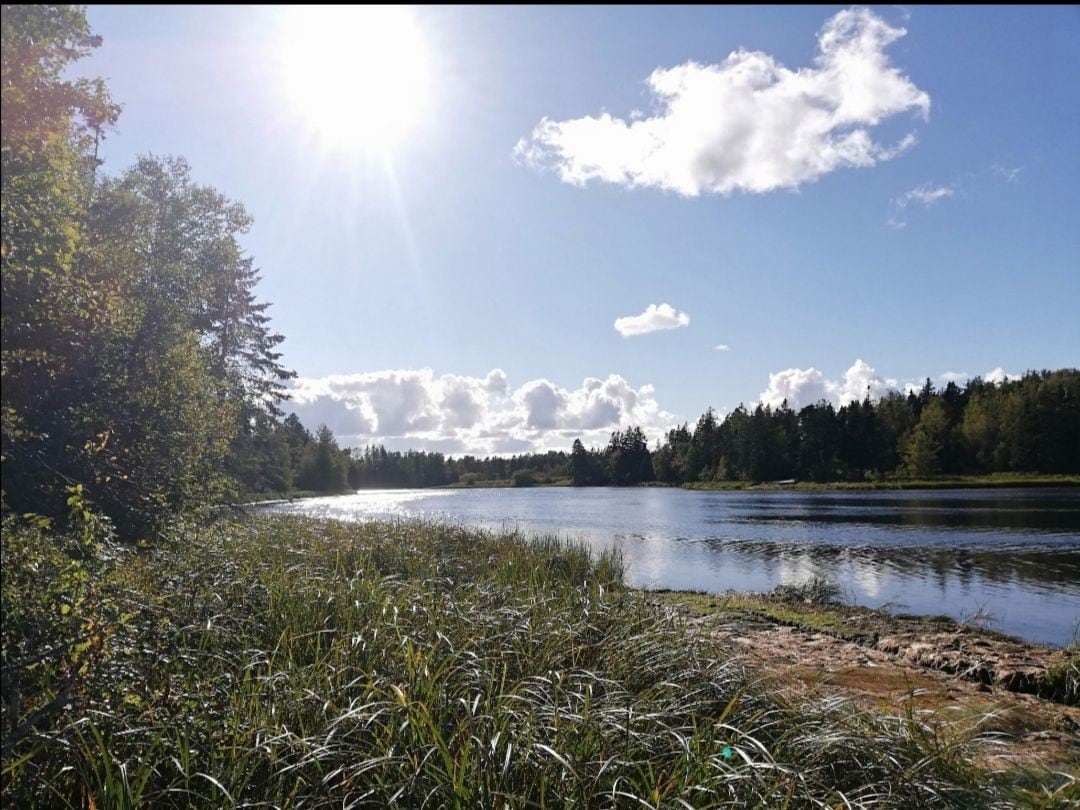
{"left": 648, "top": 590, "right": 853, "bottom": 637}
{"left": 1044, "top": 653, "right": 1080, "bottom": 705}
{"left": 2, "top": 515, "right": 1075, "bottom": 807}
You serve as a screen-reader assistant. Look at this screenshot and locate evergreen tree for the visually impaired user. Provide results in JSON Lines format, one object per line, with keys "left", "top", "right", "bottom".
{"left": 570, "top": 439, "right": 592, "bottom": 486}
{"left": 903, "top": 399, "right": 948, "bottom": 477}
{"left": 298, "top": 425, "right": 348, "bottom": 492}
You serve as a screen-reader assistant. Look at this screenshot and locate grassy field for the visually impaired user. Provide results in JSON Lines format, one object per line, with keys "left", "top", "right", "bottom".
{"left": 2, "top": 515, "right": 1075, "bottom": 807}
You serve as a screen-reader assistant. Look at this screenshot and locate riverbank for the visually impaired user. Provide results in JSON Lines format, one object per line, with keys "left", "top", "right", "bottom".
{"left": 648, "top": 588, "right": 1078, "bottom": 697}
{"left": 236, "top": 472, "right": 1080, "bottom": 500}
{"left": 432, "top": 472, "right": 1080, "bottom": 492}
{"left": 648, "top": 588, "right": 1078, "bottom": 773}
{"left": 3, "top": 514, "right": 1076, "bottom": 806}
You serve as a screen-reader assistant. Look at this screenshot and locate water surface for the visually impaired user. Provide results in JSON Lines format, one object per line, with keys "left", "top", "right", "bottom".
{"left": 261, "top": 487, "right": 1080, "bottom": 646}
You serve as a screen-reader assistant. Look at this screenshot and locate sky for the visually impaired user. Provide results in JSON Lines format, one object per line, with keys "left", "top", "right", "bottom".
{"left": 78, "top": 5, "right": 1080, "bottom": 455}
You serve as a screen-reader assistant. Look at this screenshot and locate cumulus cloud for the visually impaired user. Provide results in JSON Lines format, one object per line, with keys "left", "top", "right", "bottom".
{"left": 287, "top": 368, "right": 676, "bottom": 456}
{"left": 938, "top": 371, "right": 970, "bottom": 384}
{"left": 614, "top": 303, "right": 691, "bottom": 337}
{"left": 984, "top": 367, "right": 1021, "bottom": 384}
{"left": 482, "top": 368, "right": 509, "bottom": 394}
{"left": 515, "top": 7, "right": 928, "bottom": 197}
{"left": 833, "top": 358, "right": 900, "bottom": 404}
{"left": 518, "top": 379, "right": 566, "bottom": 429}
{"left": 715, "top": 344, "right": 731, "bottom": 352}
{"left": 759, "top": 359, "right": 1028, "bottom": 409}
{"left": 760, "top": 367, "right": 831, "bottom": 410}
{"left": 938, "top": 369, "right": 1022, "bottom": 386}
{"left": 759, "top": 358, "right": 901, "bottom": 410}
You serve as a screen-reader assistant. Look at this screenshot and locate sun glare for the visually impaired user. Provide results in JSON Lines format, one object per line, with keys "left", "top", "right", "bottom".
{"left": 280, "top": 5, "right": 429, "bottom": 151}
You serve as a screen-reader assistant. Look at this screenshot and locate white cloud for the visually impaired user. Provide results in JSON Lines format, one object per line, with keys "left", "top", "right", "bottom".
{"left": 889, "top": 182, "right": 954, "bottom": 227}
{"left": 834, "top": 358, "right": 900, "bottom": 404}
{"left": 614, "top": 303, "right": 690, "bottom": 337}
{"left": 287, "top": 368, "right": 676, "bottom": 456}
{"left": 991, "top": 164, "right": 1022, "bottom": 184}
{"left": 896, "top": 184, "right": 954, "bottom": 207}
{"left": 515, "top": 7, "right": 928, "bottom": 197}
{"left": 714, "top": 344, "right": 731, "bottom": 352}
{"left": 517, "top": 379, "right": 566, "bottom": 429}
{"left": 760, "top": 366, "right": 832, "bottom": 410}
{"left": 939, "top": 371, "right": 970, "bottom": 384}
{"left": 759, "top": 359, "right": 1030, "bottom": 409}
{"left": 760, "top": 358, "right": 901, "bottom": 409}
{"left": 482, "top": 368, "right": 509, "bottom": 394}
{"left": 984, "top": 367, "right": 1021, "bottom": 384}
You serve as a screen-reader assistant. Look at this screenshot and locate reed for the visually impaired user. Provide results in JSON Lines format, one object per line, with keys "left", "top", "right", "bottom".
{"left": 2, "top": 515, "right": 1072, "bottom": 807}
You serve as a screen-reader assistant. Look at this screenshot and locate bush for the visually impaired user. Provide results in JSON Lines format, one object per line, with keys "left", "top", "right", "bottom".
{"left": 511, "top": 469, "right": 536, "bottom": 487}
{"left": 769, "top": 576, "right": 844, "bottom": 605}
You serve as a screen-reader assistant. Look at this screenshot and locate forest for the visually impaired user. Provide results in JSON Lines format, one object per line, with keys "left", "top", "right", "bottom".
{"left": 303, "top": 372, "right": 1080, "bottom": 491}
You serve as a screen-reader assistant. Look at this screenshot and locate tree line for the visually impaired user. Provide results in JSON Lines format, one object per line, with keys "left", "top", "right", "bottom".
{"left": 294, "top": 372, "right": 1080, "bottom": 490}
{"left": 254, "top": 429, "right": 654, "bottom": 491}
{"left": 650, "top": 372, "right": 1079, "bottom": 485}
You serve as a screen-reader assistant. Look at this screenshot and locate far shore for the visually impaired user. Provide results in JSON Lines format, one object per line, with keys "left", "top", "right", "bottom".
{"left": 237, "top": 472, "right": 1080, "bottom": 503}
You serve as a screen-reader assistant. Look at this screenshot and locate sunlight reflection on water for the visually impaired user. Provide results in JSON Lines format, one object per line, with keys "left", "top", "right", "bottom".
{"left": 260, "top": 487, "right": 1080, "bottom": 646}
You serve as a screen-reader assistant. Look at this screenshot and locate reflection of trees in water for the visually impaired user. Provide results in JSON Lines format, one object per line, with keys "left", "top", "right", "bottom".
{"left": 734, "top": 492, "right": 1080, "bottom": 532}
{"left": 736, "top": 509, "right": 1080, "bottom": 531}
{"left": 702, "top": 538, "right": 1080, "bottom": 592}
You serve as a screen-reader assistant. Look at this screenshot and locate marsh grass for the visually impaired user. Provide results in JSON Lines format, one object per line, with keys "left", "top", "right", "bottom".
{"left": 768, "top": 577, "right": 845, "bottom": 606}
{"left": 2, "top": 515, "right": 1073, "bottom": 807}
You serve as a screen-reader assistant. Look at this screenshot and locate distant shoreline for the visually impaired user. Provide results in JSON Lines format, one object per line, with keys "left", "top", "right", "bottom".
{"left": 236, "top": 473, "right": 1080, "bottom": 503}
{"left": 445, "top": 472, "right": 1080, "bottom": 492}
{"left": 680, "top": 473, "right": 1080, "bottom": 492}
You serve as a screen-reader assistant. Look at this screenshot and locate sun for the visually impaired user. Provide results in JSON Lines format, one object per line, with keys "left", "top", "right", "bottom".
{"left": 280, "top": 5, "right": 429, "bottom": 151}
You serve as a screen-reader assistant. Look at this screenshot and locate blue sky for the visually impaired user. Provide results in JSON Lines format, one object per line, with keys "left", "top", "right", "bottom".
{"left": 78, "top": 5, "right": 1079, "bottom": 454}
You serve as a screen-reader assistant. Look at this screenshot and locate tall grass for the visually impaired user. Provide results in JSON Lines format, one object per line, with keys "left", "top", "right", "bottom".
{"left": 2, "top": 515, "right": 1072, "bottom": 807}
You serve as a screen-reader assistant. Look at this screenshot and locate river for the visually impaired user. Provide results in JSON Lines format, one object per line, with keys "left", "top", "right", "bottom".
{"left": 260, "top": 487, "right": 1080, "bottom": 646}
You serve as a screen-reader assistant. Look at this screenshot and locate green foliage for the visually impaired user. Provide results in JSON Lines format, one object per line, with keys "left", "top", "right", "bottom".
{"left": 769, "top": 576, "right": 844, "bottom": 605}
{"left": 511, "top": 468, "right": 536, "bottom": 487}
{"left": 296, "top": 425, "right": 349, "bottom": 493}
{"left": 3, "top": 515, "right": 1053, "bottom": 807}
{"left": 1042, "top": 652, "right": 1079, "bottom": 706}
{"left": 603, "top": 427, "right": 653, "bottom": 485}
{"left": 347, "top": 444, "right": 571, "bottom": 489}
{"left": 1, "top": 8, "right": 292, "bottom": 536}
{"left": 569, "top": 438, "right": 607, "bottom": 486}
{"left": 655, "top": 371, "right": 1080, "bottom": 485}
{"left": 0, "top": 510, "right": 117, "bottom": 773}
